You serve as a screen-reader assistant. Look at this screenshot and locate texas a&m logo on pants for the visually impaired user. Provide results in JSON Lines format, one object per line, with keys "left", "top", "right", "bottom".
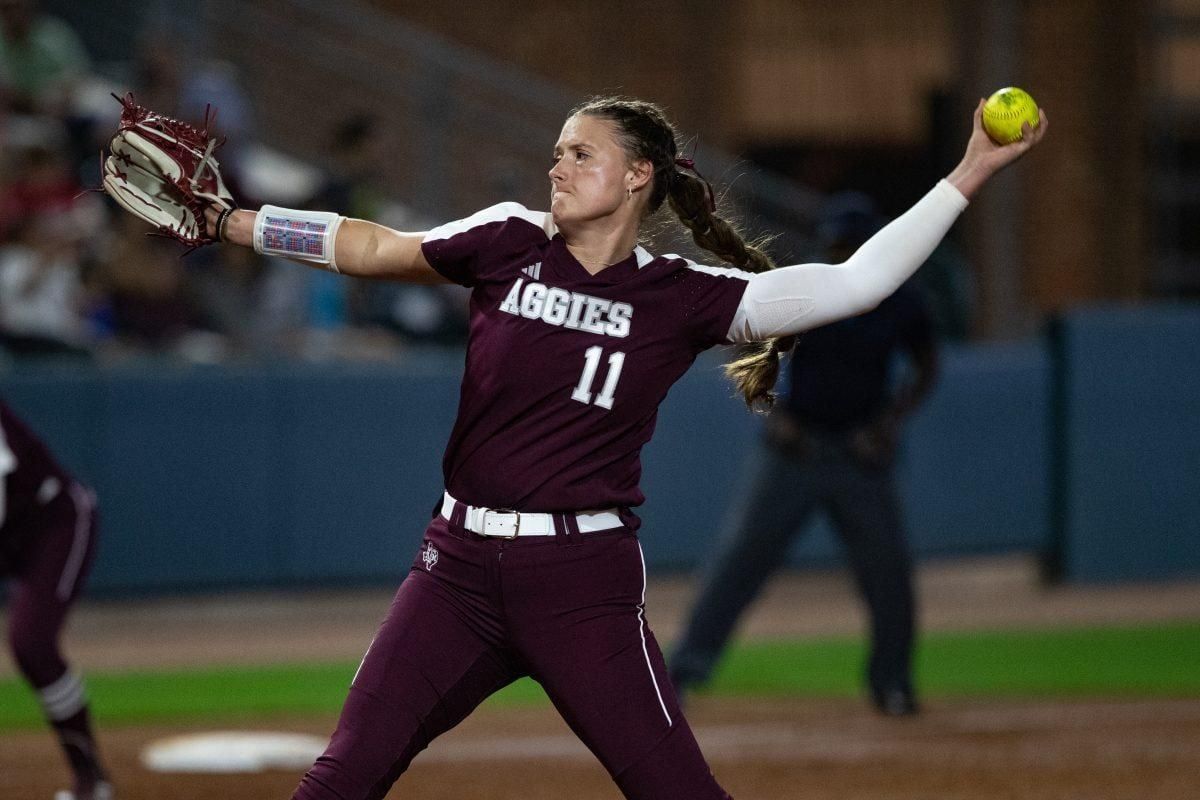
{"left": 422, "top": 542, "right": 439, "bottom": 571}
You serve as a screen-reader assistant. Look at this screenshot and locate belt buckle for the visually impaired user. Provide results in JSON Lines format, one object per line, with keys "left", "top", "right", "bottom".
{"left": 483, "top": 508, "right": 521, "bottom": 539}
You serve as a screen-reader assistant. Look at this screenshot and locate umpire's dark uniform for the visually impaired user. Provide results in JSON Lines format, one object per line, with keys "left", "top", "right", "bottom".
{"left": 670, "top": 277, "right": 938, "bottom": 716}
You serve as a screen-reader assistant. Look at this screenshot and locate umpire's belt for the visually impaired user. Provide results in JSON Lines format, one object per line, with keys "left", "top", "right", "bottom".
{"left": 441, "top": 491, "right": 622, "bottom": 537}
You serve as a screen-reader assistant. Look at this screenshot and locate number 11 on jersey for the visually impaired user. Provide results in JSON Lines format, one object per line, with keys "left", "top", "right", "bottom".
{"left": 572, "top": 346, "right": 625, "bottom": 410}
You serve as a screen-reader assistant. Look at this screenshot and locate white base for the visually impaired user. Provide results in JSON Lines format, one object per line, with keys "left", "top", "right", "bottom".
{"left": 140, "top": 731, "right": 327, "bottom": 773}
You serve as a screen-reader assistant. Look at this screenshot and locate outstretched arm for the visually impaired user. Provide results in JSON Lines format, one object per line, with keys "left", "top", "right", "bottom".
{"left": 728, "top": 100, "right": 1047, "bottom": 343}
{"left": 207, "top": 207, "right": 449, "bottom": 284}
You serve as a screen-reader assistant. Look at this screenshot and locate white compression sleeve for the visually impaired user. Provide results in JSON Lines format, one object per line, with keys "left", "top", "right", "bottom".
{"left": 727, "top": 180, "right": 968, "bottom": 343}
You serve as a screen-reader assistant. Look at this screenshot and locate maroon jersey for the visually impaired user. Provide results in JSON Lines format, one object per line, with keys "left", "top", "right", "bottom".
{"left": 0, "top": 400, "right": 74, "bottom": 572}
{"left": 422, "top": 203, "right": 751, "bottom": 513}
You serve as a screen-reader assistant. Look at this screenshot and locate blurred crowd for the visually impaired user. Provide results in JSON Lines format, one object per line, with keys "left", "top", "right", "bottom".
{"left": 0, "top": 0, "right": 469, "bottom": 367}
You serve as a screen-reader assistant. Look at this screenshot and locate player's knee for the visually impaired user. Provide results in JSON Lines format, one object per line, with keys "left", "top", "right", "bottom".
{"left": 7, "top": 621, "right": 64, "bottom": 685}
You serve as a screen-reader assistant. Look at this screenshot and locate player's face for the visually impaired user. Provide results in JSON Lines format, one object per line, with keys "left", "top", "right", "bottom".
{"left": 549, "top": 115, "right": 640, "bottom": 227}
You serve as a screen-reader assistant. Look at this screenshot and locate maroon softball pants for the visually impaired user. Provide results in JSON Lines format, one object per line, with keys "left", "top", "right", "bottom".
{"left": 6, "top": 484, "right": 98, "bottom": 689}
{"left": 293, "top": 514, "right": 731, "bottom": 800}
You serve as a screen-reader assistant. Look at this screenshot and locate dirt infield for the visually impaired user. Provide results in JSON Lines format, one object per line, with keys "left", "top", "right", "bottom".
{"left": 5, "top": 696, "right": 1200, "bottom": 799}
{"left": 4, "top": 556, "right": 1200, "bottom": 799}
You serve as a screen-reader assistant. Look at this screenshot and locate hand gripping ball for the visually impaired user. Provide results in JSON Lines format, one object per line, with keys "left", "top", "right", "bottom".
{"left": 982, "top": 87, "right": 1040, "bottom": 145}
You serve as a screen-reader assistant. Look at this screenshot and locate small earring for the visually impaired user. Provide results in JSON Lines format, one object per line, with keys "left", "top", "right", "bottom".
{"left": 626, "top": 186, "right": 633, "bottom": 201}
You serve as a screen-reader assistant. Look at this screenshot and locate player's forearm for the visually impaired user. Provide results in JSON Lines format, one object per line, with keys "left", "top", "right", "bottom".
{"left": 217, "top": 208, "right": 445, "bottom": 284}
{"left": 334, "top": 219, "right": 445, "bottom": 283}
{"left": 727, "top": 181, "right": 968, "bottom": 342}
{"left": 211, "top": 208, "right": 343, "bottom": 273}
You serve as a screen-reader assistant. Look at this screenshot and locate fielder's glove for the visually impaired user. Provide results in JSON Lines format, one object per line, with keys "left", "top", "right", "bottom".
{"left": 102, "top": 93, "right": 235, "bottom": 249}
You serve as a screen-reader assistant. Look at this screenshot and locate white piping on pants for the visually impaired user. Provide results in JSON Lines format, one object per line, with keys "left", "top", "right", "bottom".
{"left": 57, "top": 485, "right": 94, "bottom": 602}
{"left": 636, "top": 541, "right": 672, "bottom": 728}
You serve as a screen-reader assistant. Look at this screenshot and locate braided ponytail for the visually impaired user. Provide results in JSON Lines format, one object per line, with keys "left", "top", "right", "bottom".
{"left": 572, "top": 96, "right": 794, "bottom": 410}
{"left": 668, "top": 171, "right": 796, "bottom": 410}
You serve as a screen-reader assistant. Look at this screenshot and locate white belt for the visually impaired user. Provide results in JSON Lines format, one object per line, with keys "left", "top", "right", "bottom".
{"left": 441, "top": 491, "right": 623, "bottom": 538}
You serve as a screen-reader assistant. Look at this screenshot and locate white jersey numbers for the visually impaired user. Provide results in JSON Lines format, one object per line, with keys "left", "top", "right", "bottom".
{"left": 572, "top": 346, "right": 626, "bottom": 410}
{"left": 496, "top": 276, "right": 633, "bottom": 410}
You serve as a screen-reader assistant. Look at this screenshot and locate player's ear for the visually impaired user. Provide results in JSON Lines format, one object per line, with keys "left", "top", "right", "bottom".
{"left": 627, "top": 158, "right": 653, "bottom": 192}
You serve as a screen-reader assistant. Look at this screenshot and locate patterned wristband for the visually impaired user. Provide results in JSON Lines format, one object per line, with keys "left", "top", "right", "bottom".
{"left": 252, "top": 205, "right": 344, "bottom": 268}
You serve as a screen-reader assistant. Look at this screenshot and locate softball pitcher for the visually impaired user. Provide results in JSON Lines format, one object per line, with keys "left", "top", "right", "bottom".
{"left": 108, "top": 94, "right": 1044, "bottom": 799}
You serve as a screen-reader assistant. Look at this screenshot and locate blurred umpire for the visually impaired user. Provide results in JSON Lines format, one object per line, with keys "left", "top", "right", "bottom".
{"left": 1, "top": 398, "right": 111, "bottom": 800}
{"left": 670, "top": 193, "right": 940, "bottom": 716}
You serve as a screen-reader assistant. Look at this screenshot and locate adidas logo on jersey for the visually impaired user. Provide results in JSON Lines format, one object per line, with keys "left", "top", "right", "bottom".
{"left": 499, "top": 277, "right": 632, "bottom": 338}
{"left": 521, "top": 262, "right": 542, "bottom": 280}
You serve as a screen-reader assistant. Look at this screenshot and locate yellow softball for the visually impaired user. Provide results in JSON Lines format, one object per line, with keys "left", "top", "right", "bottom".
{"left": 982, "top": 87, "right": 1040, "bottom": 145}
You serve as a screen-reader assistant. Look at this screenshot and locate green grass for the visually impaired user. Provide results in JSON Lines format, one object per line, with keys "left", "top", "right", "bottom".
{"left": 710, "top": 622, "right": 1200, "bottom": 697}
{"left": 2, "top": 622, "right": 1197, "bottom": 732}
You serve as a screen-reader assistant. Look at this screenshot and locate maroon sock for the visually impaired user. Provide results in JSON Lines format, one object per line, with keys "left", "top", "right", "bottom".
{"left": 53, "top": 706, "right": 107, "bottom": 788}
{"left": 37, "top": 671, "right": 107, "bottom": 791}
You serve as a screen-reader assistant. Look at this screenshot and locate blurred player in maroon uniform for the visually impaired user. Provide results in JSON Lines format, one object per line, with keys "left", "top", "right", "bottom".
{"left": 1, "top": 400, "right": 111, "bottom": 800}
{"left": 203, "top": 96, "right": 1044, "bottom": 799}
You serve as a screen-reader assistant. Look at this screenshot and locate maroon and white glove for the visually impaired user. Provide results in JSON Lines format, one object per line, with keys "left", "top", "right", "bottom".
{"left": 101, "top": 93, "right": 235, "bottom": 248}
